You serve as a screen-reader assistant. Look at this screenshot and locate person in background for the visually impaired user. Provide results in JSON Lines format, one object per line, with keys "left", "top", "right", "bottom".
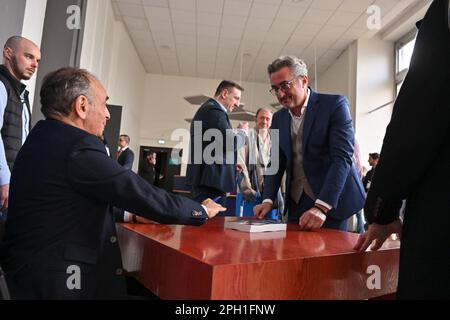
{"left": 0, "top": 67, "right": 225, "bottom": 299}
{"left": 0, "top": 36, "right": 40, "bottom": 239}
{"left": 117, "top": 134, "right": 134, "bottom": 170}
{"left": 186, "top": 80, "right": 248, "bottom": 207}
{"left": 352, "top": 139, "right": 366, "bottom": 233}
{"left": 140, "top": 152, "right": 157, "bottom": 185}
{"left": 362, "top": 152, "right": 379, "bottom": 192}
{"left": 237, "top": 107, "right": 284, "bottom": 218}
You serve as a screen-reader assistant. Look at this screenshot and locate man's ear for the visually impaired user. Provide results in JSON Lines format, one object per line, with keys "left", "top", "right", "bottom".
{"left": 3, "top": 47, "right": 13, "bottom": 61}
{"left": 221, "top": 89, "right": 229, "bottom": 99}
{"left": 73, "top": 95, "right": 89, "bottom": 120}
{"left": 300, "top": 75, "right": 309, "bottom": 86}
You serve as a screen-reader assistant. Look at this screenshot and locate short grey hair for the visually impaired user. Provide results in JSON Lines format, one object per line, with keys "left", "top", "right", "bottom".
{"left": 267, "top": 55, "right": 308, "bottom": 78}
{"left": 40, "top": 67, "right": 95, "bottom": 119}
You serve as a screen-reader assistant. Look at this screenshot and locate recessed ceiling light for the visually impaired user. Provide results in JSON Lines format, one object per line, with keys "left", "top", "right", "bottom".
{"left": 160, "top": 45, "right": 171, "bottom": 50}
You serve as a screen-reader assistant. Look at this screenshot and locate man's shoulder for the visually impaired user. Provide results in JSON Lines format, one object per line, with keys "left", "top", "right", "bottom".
{"left": 272, "top": 107, "right": 288, "bottom": 122}
{"left": 32, "top": 120, "right": 100, "bottom": 150}
{"left": 194, "top": 99, "right": 224, "bottom": 119}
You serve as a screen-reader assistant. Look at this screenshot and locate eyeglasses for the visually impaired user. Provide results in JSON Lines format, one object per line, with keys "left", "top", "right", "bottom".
{"left": 269, "top": 77, "right": 298, "bottom": 96}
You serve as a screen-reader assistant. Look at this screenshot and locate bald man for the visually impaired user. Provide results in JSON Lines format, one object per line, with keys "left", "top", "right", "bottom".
{"left": 0, "top": 36, "right": 41, "bottom": 216}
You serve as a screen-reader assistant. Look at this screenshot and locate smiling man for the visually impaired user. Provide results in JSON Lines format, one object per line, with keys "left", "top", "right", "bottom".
{"left": 0, "top": 67, "right": 225, "bottom": 299}
{"left": 254, "top": 56, "right": 365, "bottom": 231}
{"left": 0, "top": 36, "right": 41, "bottom": 219}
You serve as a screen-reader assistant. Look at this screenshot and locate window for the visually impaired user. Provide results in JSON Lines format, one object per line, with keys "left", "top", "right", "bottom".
{"left": 395, "top": 30, "right": 417, "bottom": 95}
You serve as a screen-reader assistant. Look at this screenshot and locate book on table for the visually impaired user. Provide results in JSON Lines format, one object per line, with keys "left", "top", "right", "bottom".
{"left": 224, "top": 217, "right": 287, "bottom": 233}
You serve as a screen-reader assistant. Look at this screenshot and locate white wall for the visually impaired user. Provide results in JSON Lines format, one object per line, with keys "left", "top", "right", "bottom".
{"left": 80, "top": 0, "right": 146, "bottom": 171}
{"left": 21, "top": 0, "right": 47, "bottom": 110}
{"left": 316, "top": 36, "right": 395, "bottom": 168}
{"left": 355, "top": 36, "right": 395, "bottom": 163}
{"left": 317, "top": 44, "right": 357, "bottom": 121}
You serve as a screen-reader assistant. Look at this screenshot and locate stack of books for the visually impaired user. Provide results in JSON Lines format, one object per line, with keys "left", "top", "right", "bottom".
{"left": 224, "top": 217, "right": 287, "bottom": 233}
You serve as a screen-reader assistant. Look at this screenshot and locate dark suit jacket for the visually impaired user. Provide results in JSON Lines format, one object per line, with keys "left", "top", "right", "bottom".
{"left": 0, "top": 119, "right": 208, "bottom": 299}
{"left": 364, "top": 0, "right": 450, "bottom": 299}
{"left": 117, "top": 148, "right": 134, "bottom": 170}
{"left": 186, "top": 98, "right": 245, "bottom": 194}
{"left": 140, "top": 162, "right": 156, "bottom": 185}
{"left": 263, "top": 89, "right": 365, "bottom": 221}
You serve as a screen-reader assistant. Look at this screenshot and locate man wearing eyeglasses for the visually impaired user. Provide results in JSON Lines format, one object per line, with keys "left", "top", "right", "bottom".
{"left": 254, "top": 56, "right": 365, "bottom": 231}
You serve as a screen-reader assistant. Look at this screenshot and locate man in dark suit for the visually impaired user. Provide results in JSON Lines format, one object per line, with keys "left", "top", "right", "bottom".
{"left": 355, "top": 0, "right": 450, "bottom": 299}
{"left": 362, "top": 152, "right": 379, "bottom": 192}
{"left": 0, "top": 67, "right": 225, "bottom": 299}
{"left": 117, "top": 134, "right": 134, "bottom": 170}
{"left": 186, "top": 80, "right": 248, "bottom": 206}
{"left": 254, "top": 56, "right": 365, "bottom": 231}
{"left": 140, "top": 152, "right": 157, "bottom": 185}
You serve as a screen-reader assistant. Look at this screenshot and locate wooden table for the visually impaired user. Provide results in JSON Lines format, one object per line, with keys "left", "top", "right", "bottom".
{"left": 117, "top": 217, "right": 399, "bottom": 300}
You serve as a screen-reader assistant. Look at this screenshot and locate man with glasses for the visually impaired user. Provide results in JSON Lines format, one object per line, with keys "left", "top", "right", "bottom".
{"left": 254, "top": 56, "right": 365, "bottom": 231}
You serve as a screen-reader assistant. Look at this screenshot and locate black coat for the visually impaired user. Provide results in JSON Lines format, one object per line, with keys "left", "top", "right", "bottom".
{"left": 364, "top": 0, "right": 450, "bottom": 299}
{"left": 117, "top": 148, "right": 134, "bottom": 170}
{"left": 0, "top": 119, "right": 208, "bottom": 299}
{"left": 186, "top": 98, "right": 245, "bottom": 194}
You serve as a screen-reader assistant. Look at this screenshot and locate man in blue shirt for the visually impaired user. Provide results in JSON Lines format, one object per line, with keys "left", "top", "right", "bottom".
{"left": 0, "top": 36, "right": 41, "bottom": 232}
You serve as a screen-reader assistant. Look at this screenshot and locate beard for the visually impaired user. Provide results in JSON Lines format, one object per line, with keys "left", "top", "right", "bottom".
{"left": 12, "top": 56, "right": 32, "bottom": 80}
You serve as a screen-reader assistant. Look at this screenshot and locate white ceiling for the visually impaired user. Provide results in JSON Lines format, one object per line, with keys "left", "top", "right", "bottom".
{"left": 112, "top": 0, "right": 429, "bottom": 83}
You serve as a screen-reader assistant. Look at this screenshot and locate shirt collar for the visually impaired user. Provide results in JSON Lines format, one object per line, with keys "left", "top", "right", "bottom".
{"left": 288, "top": 88, "right": 310, "bottom": 119}
{"left": 213, "top": 98, "right": 228, "bottom": 113}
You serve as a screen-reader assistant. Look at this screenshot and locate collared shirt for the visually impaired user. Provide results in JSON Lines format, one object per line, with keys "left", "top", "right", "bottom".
{"left": 0, "top": 81, "right": 30, "bottom": 185}
{"left": 288, "top": 88, "right": 310, "bottom": 131}
{"left": 213, "top": 98, "right": 228, "bottom": 113}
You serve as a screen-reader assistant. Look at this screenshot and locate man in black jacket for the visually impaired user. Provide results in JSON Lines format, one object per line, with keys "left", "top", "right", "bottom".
{"left": 186, "top": 80, "right": 248, "bottom": 206}
{"left": 0, "top": 67, "right": 225, "bottom": 299}
{"left": 117, "top": 134, "right": 134, "bottom": 170}
{"left": 355, "top": 0, "right": 450, "bottom": 299}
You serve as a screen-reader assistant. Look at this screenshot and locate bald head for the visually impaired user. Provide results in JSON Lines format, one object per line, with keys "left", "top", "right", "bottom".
{"left": 4, "top": 36, "right": 24, "bottom": 51}
{"left": 2, "top": 35, "right": 41, "bottom": 81}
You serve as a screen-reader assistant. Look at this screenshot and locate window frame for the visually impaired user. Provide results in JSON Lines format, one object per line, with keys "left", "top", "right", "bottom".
{"left": 394, "top": 29, "right": 418, "bottom": 90}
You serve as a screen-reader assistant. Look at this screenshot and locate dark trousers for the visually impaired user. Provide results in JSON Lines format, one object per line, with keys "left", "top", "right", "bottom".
{"left": 288, "top": 193, "right": 348, "bottom": 231}
{"left": 191, "top": 186, "right": 227, "bottom": 207}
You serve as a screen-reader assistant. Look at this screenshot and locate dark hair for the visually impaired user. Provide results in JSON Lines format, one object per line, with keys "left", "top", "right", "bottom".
{"left": 40, "top": 67, "right": 94, "bottom": 119}
{"left": 214, "top": 80, "right": 244, "bottom": 97}
{"left": 369, "top": 153, "right": 380, "bottom": 160}
{"left": 119, "top": 134, "right": 130, "bottom": 144}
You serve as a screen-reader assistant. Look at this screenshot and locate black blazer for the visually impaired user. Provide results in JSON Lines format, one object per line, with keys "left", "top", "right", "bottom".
{"left": 117, "top": 148, "right": 134, "bottom": 170}
{"left": 0, "top": 119, "right": 208, "bottom": 299}
{"left": 364, "top": 0, "right": 450, "bottom": 299}
{"left": 186, "top": 98, "right": 245, "bottom": 193}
